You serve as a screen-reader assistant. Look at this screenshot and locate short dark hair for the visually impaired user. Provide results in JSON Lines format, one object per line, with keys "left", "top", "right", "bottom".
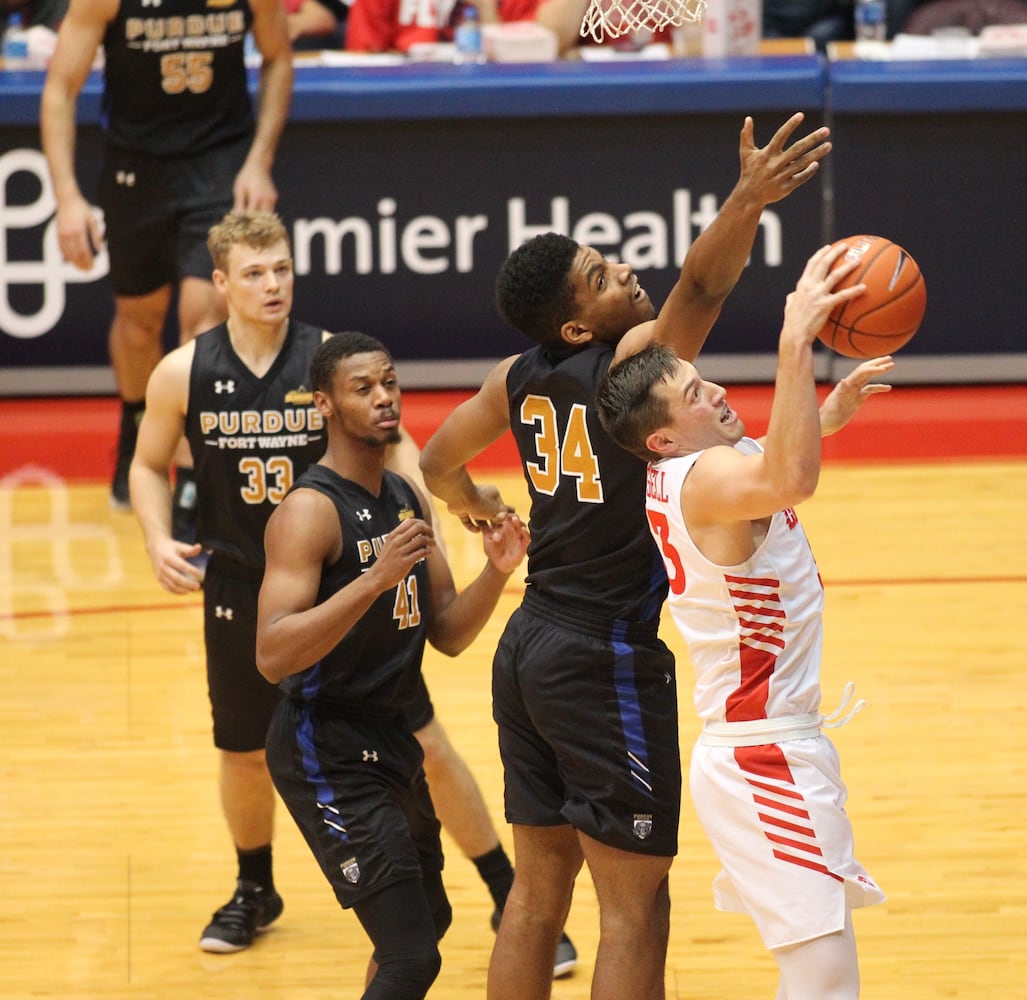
{"left": 309, "top": 331, "right": 393, "bottom": 393}
{"left": 495, "top": 233, "right": 579, "bottom": 349}
{"left": 596, "top": 344, "right": 679, "bottom": 461}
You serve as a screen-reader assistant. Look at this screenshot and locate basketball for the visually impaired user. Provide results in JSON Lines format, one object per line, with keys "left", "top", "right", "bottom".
{"left": 817, "top": 235, "right": 927, "bottom": 359}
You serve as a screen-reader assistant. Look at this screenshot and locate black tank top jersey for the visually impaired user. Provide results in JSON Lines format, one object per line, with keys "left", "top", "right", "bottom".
{"left": 278, "top": 466, "right": 430, "bottom": 713}
{"left": 101, "top": 0, "right": 254, "bottom": 156}
{"left": 185, "top": 319, "right": 327, "bottom": 574}
{"left": 507, "top": 345, "right": 668, "bottom": 628}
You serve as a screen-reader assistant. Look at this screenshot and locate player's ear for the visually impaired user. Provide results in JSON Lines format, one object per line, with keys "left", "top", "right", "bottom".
{"left": 646, "top": 428, "right": 676, "bottom": 457}
{"left": 313, "top": 389, "right": 332, "bottom": 419}
{"left": 560, "top": 320, "right": 593, "bottom": 347}
{"left": 212, "top": 268, "right": 228, "bottom": 293}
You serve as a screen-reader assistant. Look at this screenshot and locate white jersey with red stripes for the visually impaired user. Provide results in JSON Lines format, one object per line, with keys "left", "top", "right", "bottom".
{"left": 646, "top": 436, "right": 824, "bottom": 725}
{"left": 646, "top": 437, "right": 884, "bottom": 949}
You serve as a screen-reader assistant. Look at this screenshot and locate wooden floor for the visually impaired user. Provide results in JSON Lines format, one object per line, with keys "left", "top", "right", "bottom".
{"left": 2, "top": 461, "right": 1026, "bottom": 999}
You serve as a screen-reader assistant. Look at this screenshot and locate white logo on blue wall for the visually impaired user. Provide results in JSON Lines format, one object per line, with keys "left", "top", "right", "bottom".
{"left": 0, "top": 148, "right": 109, "bottom": 340}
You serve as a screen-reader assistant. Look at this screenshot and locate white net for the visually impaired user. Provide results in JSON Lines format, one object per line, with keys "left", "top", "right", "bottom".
{"left": 580, "top": 0, "right": 706, "bottom": 43}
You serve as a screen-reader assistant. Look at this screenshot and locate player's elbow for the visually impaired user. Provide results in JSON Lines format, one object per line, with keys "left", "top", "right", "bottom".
{"left": 255, "top": 634, "right": 288, "bottom": 685}
{"left": 779, "top": 460, "right": 820, "bottom": 505}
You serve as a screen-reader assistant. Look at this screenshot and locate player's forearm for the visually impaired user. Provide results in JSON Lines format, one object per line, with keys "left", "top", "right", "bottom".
{"left": 678, "top": 183, "right": 766, "bottom": 307}
{"left": 249, "top": 54, "right": 293, "bottom": 170}
{"left": 257, "top": 572, "right": 385, "bottom": 683}
{"left": 429, "top": 561, "right": 513, "bottom": 657}
{"left": 129, "top": 463, "right": 175, "bottom": 559}
{"left": 40, "top": 87, "right": 83, "bottom": 204}
{"left": 761, "top": 336, "right": 821, "bottom": 502}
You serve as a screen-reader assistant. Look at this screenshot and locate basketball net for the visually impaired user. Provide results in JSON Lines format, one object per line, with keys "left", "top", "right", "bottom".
{"left": 580, "top": 0, "right": 706, "bottom": 43}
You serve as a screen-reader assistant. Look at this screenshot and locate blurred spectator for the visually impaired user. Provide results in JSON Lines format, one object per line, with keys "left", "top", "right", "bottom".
{"left": 762, "top": 0, "right": 853, "bottom": 50}
{"left": 345, "top": 0, "right": 587, "bottom": 55}
{"left": 2, "top": 0, "right": 67, "bottom": 33}
{"left": 763, "top": 1, "right": 936, "bottom": 49}
{"left": 283, "top": 0, "right": 348, "bottom": 49}
{"left": 901, "top": 0, "right": 1027, "bottom": 35}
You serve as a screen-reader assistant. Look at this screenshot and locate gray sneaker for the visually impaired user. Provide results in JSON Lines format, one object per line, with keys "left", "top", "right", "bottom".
{"left": 554, "top": 933, "right": 577, "bottom": 979}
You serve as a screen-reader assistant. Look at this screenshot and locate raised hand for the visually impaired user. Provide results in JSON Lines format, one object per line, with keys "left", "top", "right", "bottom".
{"left": 820, "top": 356, "right": 895, "bottom": 437}
{"left": 447, "top": 483, "right": 513, "bottom": 533}
{"left": 481, "top": 513, "right": 530, "bottom": 576}
{"left": 372, "top": 517, "right": 435, "bottom": 588}
{"left": 737, "top": 112, "right": 832, "bottom": 205}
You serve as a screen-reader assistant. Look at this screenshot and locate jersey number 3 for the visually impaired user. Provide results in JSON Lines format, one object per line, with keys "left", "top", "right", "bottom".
{"left": 520, "top": 396, "right": 603, "bottom": 503}
{"left": 646, "top": 509, "right": 686, "bottom": 595}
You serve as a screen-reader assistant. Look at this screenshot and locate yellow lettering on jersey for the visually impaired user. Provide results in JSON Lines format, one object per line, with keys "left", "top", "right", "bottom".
{"left": 393, "top": 575, "right": 421, "bottom": 629}
{"left": 520, "top": 395, "right": 603, "bottom": 504}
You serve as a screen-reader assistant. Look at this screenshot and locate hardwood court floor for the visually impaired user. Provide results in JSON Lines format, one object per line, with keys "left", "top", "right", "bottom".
{"left": 2, "top": 460, "right": 1026, "bottom": 999}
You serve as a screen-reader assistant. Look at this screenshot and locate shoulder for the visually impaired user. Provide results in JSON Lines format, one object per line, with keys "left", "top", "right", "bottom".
{"left": 268, "top": 483, "right": 342, "bottom": 559}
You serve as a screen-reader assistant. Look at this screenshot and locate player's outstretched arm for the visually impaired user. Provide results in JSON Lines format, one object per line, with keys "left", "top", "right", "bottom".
{"left": 640, "top": 113, "right": 833, "bottom": 364}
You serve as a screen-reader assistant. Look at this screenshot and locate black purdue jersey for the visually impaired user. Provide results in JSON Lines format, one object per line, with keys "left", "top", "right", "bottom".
{"left": 101, "top": 0, "right": 254, "bottom": 157}
{"left": 185, "top": 319, "right": 326, "bottom": 573}
{"left": 507, "top": 344, "right": 668, "bottom": 627}
{"left": 278, "top": 466, "right": 430, "bottom": 711}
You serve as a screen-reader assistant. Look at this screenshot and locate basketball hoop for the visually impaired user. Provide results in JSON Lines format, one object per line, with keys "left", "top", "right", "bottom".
{"left": 580, "top": 0, "right": 706, "bottom": 43}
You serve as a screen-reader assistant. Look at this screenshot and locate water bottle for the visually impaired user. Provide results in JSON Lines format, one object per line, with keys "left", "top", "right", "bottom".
{"left": 453, "top": 5, "right": 486, "bottom": 64}
{"left": 2, "top": 11, "right": 30, "bottom": 66}
{"left": 854, "top": 0, "right": 887, "bottom": 42}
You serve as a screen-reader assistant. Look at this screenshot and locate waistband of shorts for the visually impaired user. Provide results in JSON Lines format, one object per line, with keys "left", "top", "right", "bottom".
{"left": 521, "top": 587, "right": 660, "bottom": 643}
{"left": 699, "top": 713, "right": 822, "bottom": 747}
{"left": 287, "top": 695, "right": 405, "bottom": 724}
{"left": 208, "top": 551, "right": 264, "bottom": 583}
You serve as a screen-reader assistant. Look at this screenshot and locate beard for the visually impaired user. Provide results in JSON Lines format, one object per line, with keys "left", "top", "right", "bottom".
{"left": 359, "top": 427, "right": 402, "bottom": 448}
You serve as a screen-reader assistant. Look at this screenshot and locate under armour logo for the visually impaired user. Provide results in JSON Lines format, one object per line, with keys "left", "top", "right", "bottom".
{"left": 362, "top": 749, "right": 379, "bottom": 763}
{"left": 215, "top": 606, "right": 233, "bottom": 620}
{"left": 115, "top": 170, "right": 136, "bottom": 187}
{"left": 214, "top": 380, "right": 236, "bottom": 394}
{"left": 356, "top": 509, "right": 372, "bottom": 521}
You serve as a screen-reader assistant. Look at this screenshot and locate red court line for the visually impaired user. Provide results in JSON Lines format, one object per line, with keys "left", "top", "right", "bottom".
{"left": 1, "top": 385, "right": 1026, "bottom": 481}
{"left": 2, "top": 574, "right": 1023, "bottom": 624}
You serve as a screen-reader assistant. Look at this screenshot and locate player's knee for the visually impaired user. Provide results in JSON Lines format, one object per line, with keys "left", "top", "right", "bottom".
{"left": 371, "top": 946, "right": 442, "bottom": 999}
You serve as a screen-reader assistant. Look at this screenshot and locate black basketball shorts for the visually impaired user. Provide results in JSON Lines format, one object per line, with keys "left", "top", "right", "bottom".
{"left": 203, "top": 561, "right": 281, "bottom": 753}
{"left": 266, "top": 699, "right": 445, "bottom": 908}
{"left": 97, "top": 133, "right": 250, "bottom": 297}
{"left": 493, "top": 602, "right": 682, "bottom": 857}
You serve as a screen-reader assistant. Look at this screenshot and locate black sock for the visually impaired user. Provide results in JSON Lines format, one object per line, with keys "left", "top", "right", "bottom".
{"left": 237, "top": 845, "right": 274, "bottom": 891}
{"left": 119, "top": 399, "right": 145, "bottom": 446}
{"left": 472, "top": 844, "right": 514, "bottom": 912}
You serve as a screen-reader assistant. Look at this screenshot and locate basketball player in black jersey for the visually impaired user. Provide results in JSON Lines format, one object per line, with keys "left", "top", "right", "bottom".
{"left": 256, "top": 332, "right": 530, "bottom": 1000}
{"left": 419, "top": 113, "right": 834, "bottom": 1000}
{"left": 41, "top": 0, "right": 293, "bottom": 514}
{"left": 130, "top": 211, "right": 545, "bottom": 961}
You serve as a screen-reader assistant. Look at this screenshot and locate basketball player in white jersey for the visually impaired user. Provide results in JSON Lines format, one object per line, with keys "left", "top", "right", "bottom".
{"left": 595, "top": 242, "right": 892, "bottom": 999}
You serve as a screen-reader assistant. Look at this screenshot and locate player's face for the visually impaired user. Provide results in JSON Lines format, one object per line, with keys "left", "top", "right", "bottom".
{"left": 658, "top": 359, "right": 745, "bottom": 453}
{"left": 322, "top": 351, "right": 402, "bottom": 449}
{"left": 220, "top": 240, "right": 294, "bottom": 327}
{"left": 568, "top": 246, "right": 655, "bottom": 342}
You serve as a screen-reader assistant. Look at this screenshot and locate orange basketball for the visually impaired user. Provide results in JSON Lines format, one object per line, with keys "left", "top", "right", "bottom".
{"left": 817, "top": 235, "right": 927, "bottom": 359}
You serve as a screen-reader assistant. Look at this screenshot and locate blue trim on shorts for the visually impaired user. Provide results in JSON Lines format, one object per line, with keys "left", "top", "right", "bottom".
{"left": 612, "top": 622, "right": 654, "bottom": 801}
{"left": 294, "top": 663, "right": 351, "bottom": 845}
